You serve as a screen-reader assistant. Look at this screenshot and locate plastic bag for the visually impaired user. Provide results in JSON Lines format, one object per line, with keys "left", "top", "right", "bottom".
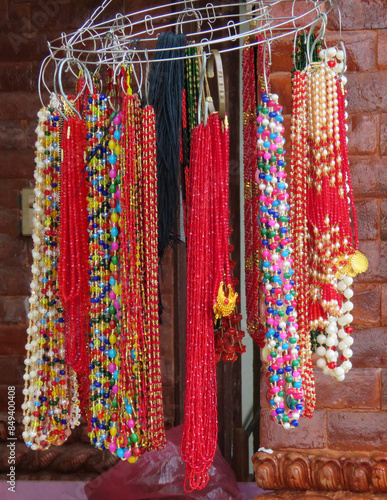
{"left": 85, "top": 424, "right": 243, "bottom": 499}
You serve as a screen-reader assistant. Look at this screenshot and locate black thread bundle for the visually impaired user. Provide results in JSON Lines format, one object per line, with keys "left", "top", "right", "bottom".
{"left": 148, "top": 31, "right": 187, "bottom": 258}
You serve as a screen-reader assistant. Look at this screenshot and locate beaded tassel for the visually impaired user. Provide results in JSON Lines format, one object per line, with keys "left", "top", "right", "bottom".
{"left": 257, "top": 93, "right": 304, "bottom": 429}
{"left": 22, "top": 105, "right": 79, "bottom": 450}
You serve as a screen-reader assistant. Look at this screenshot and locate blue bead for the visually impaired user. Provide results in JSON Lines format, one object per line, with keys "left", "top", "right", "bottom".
{"left": 270, "top": 133, "right": 278, "bottom": 140}
{"left": 285, "top": 366, "right": 292, "bottom": 372}
{"left": 276, "top": 408, "right": 284, "bottom": 414}
{"left": 269, "top": 111, "right": 277, "bottom": 118}
{"left": 108, "top": 154, "right": 117, "bottom": 165}
{"left": 291, "top": 420, "right": 299, "bottom": 427}
{"left": 277, "top": 368, "right": 284, "bottom": 374}
{"left": 282, "top": 343, "right": 289, "bottom": 350}
{"left": 276, "top": 115, "right": 284, "bottom": 123}
{"left": 260, "top": 206, "right": 268, "bottom": 213}
{"left": 277, "top": 182, "right": 285, "bottom": 190}
{"left": 276, "top": 300, "right": 283, "bottom": 306}
{"left": 270, "top": 399, "right": 276, "bottom": 406}
{"left": 296, "top": 404, "right": 304, "bottom": 410}
{"left": 257, "top": 126, "right": 264, "bottom": 134}
{"left": 272, "top": 374, "right": 279, "bottom": 381}
{"left": 294, "top": 382, "right": 302, "bottom": 388}
{"left": 117, "top": 448, "right": 125, "bottom": 458}
{"left": 113, "top": 130, "right": 121, "bottom": 140}
{"left": 262, "top": 239, "right": 269, "bottom": 246}
{"left": 263, "top": 141, "right": 270, "bottom": 148}
{"left": 265, "top": 174, "right": 272, "bottom": 182}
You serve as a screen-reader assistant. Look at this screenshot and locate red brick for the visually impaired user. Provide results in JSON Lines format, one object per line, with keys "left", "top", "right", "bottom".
{"left": 29, "top": 0, "right": 125, "bottom": 31}
{"left": 382, "top": 285, "right": 387, "bottom": 326}
{"left": 381, "top": 114, "right": 387, "bottom": 155}
{"left": 0, "top": 268, "right": 31, "bottom": 296}
{"left": 271, "top": 38, "right": 293, "bottom": 74}
{"left": 269, "top": 1, "right": 318, "bottom": 29}
{"left": 0, "top": 235, "right": 29, "bottom": 267}
{"left": 0, "top": 355, "right": 24, "bottom": 386}
{"left": 315, "top": 368, "right": 380, "bottom": 410}
{"left": 0, "top": 179, "right": 29, "bottom": 209}
{"left": 0, "top": 120, "right": 27, "bottom": 150}
{"left": 0, "top": 92, "right": 41, "bottom": 121}
{"left": 270, "top": 73, "right": 292, "bottom": 115}
{"left": 325, "top": 30, "right": 377, "bottom": 72}
{"left": 352, "top": 283, "right": 381, "bottom": 327}
{"left": 351, "top": 327, "right": 387, "bottom": 369}
{"left": 0, "top": 149, "right": 35, "bottom": 179}
{"left": 260, "top": 409, "right": 326, "bottom": 449}
{"left": 330, "top": 0, "right": 387, "bottom": 30}
{"left": 346, "top": 72, "right": 387, "bottom": 114}
{"left": 0, "top": 296, "right": 27, "bottom": 324}
{"left": 355, "top": 240, "right": 387, "bottom": 283}
{"left": 379, "top": 30, "right": 387, "bottom": 70}
{"left": 0, "top": 385, "right": 23, "bottom": 413}
{"left": 380, "top": 200, "right": 387, "bottom": 240}
{"left": 351, "top": 156, "right": 387, "bottom": 198}
{"left": 327, "top": 411, "right": 387, "bottom": 451}
{"left": 382, "top": 370, "right": 387, "bottom": 410}
{"left": 347, "top": 115, "right": 378, "bottom": 156}
{"left": 0, "top": 62, "right": 32, "bottom": 92}
{"left": 0, "top": 208, "right": 20, "bottom": 238}
{"left": 0, "top": 325, "right": 27, "bottom": 355}
{"left": 356, "top": 199, "right": 378, "bottom": 240}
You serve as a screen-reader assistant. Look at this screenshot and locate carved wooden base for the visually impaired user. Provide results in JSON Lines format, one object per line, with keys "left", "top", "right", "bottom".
{"left": 255, "top": 491, "right": 387, "bottom": 499}
{"left": 253, "top": 449, "right": 387, "bottom": 496}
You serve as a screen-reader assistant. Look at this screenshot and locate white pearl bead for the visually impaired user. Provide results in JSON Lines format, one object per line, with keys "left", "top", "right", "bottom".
{"left": 283, "top": 422, "right": 290, "bottom": 429}
{"left": 337, "top": 281, "right": 347, "bottom": 292}
{"left": 316, "top": 357, "right": 326, "bottom": 369}
{"left": 323, "top": 366, "right": 331, "bottom": 376}
{"left": 341, "top": 75, "right": 348, "bottom": 85}
{"left": 345, "top": 313, "right": 353, "bottom": 324}
{"left": 342, "top": 360, "right": 352, "bottom": 371}
{"left": 326, "top": 324, "right": 337, "bottom": 335}
{"left": 316, "top": 346, "right": 326, "bottom": 357}
{"left": 343, "top": 348, "right": 353, "bottom": 358}
{"left": 23, "top": 373, "right": 30, "bottom": 381}
{"left": 337, "top": 375, "right": 346, "bottom": 381}
{"left": 342, "top": 301, "right": 354, "bottom": 312}
{"left": 336, "top": 49, "right": 344, "bottom": 61}
{"left": 343, "top": 288, "right": 354, "bottom": 299}
{"left": 338, "top": 341, "right": 347, "bottom": 351}
{"left": 344, "top": 336, "right": 354, "bottom": 346}
{"left": 326, "top": 349, "right": 335, "bottom": 360}
{"left": 317, "top": 334, "right": 326, "bottom": 345}
{"left": 343, "top": 276, "right": 353, "bottom": 286}
{"left": 338, "top": 329, "right": 347, "bottom": 339}
{"left": 326, "top": 337, "right": 335, "bottom": 347}
{"left": 337, "top": 315, "right": 347, "bottom": 326}
{"left": 334, "top": 366, "right": 345, "bottom": 377}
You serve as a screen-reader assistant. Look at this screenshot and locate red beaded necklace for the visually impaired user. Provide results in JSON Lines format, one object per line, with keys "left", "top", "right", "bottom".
{"left": 243, "top": 38, "right": 265, "bottom": 347}
{"left": 58, "top": 114, "right": 90, "bottom": 417}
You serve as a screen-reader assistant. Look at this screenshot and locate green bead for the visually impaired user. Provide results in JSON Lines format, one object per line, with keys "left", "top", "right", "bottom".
{"left": 278, "top": 391, "right": 285, "bottom": 398}
{"left": 258, "top": 161, "right": 265, "bottom": 168}
{"left": 264, "top": 272, "right": 271, "bottom": 280}
{"left": 258, "top": 105, "right": 263, "bottom": 112}
{"left": 283, "top": 273, "right": 291, "bottom": 279}
{"left": 270, "top": 351, "right": 277, "bottom": 358}
{"left": 112, "top": 399, "right": 118, "bottom": 408}
{"left": 111, "top": 255, "right": 118, "bottom": 265}
{"left": 269, "top": 231, "right": 276, "bottom": 239}
{"left": 282, "top": 415, "right": 289, "bottom": 422}
{"left": 262, "top": 108, "right": 269, "bottom": 114}
{"left": 279, "top": 216, "right": 288, "bottom": 222}
{"left": 130, "top": 433, "right": 138, "bottom": 443}
{"left": 276, "top": 148, "right": 284, "bottom": 155}
{"left": 261, "top": 228, "right": 268, "bottom": 235}
{"left": 278, "top": 311, "right": 285, "bottom": 317}
{"left": 268, "top": 376, "right": 274, "bottom": 384}
{"left": 286, "top": 376, "right": 293, "bottom": 383}
{"left": 289, "top": 337, "right": 297, "bottom": 344}
{"left": 109, "top": 305, "right": 116, "bottom": 315}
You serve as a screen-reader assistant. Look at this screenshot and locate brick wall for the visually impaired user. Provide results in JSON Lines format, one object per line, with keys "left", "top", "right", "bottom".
{"left": 0, "top": 0, "right": 176, "bottom": 448}
{"left": 260, "top": 0, "right": 387, "bottom": 453}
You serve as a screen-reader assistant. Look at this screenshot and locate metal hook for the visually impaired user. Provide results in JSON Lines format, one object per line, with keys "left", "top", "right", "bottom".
{"left": 227, "top": 20, "right": 237, "bottom": 42}
{"left": 175, "top": 8, "right": 202, "bottom": 34}
{"left": 206, "top": 3, "right": 216, "bottom": 24}
{"left": 262, "top": 39, "right": 271, "bottom": 95}
{"left": 145, "top": 15, "right": 154, "bottom": 36}
{"left": 337, "top": 40, "right": 347, "bottom": 80}
{"left": 306, "top": 12, "right": 326, "bottom": 65}
{"left": 197, "top": 51, "right": 208, "bottom": 126}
